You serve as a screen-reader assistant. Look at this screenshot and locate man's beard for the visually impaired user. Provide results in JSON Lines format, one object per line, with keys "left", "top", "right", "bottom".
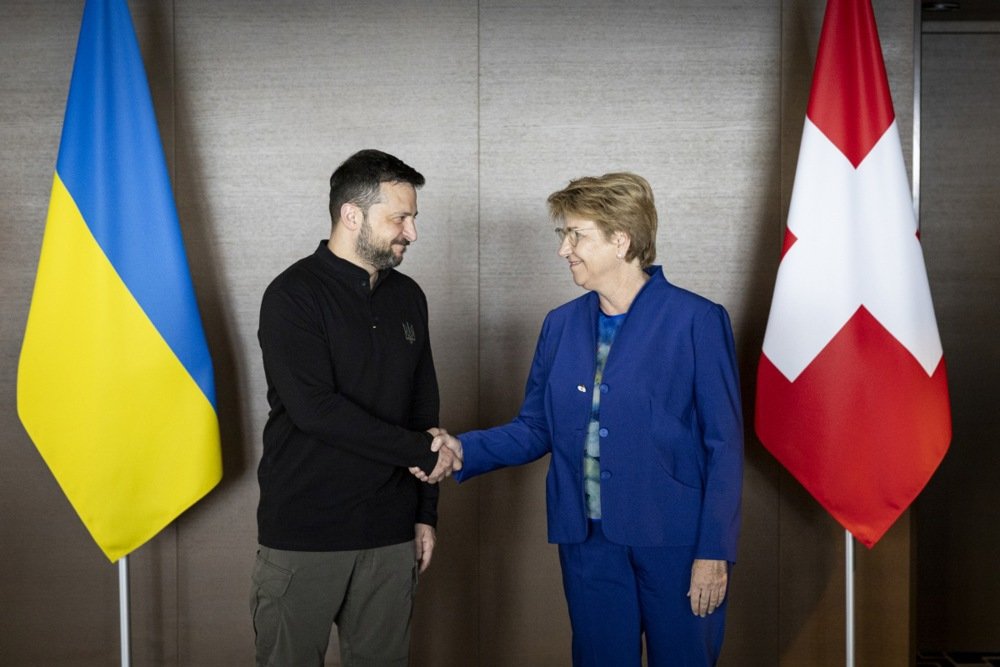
{"left": 356, "top": 215, "right": 407, "bottom": 271}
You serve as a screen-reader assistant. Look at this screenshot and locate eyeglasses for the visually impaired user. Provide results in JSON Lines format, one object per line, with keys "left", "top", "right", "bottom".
{"left": 554, "top": 227, "right": 598, "bottom": 247}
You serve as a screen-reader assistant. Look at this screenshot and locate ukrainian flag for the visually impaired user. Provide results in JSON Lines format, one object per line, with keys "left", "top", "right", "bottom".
{"left": 17, "top": 0, "right": 222, "bottom": 562}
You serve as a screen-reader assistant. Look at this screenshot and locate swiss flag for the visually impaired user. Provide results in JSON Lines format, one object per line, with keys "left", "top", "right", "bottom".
{"left": 755, "top": 0, "right": 951, "bottom": 548}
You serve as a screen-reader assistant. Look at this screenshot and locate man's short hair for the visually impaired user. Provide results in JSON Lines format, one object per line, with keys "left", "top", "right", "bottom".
{"left": 329, "top": 150, "right": 425, "bottom": 226}
{"left": 547, "top": 172, "right": 658, "bottom": 268}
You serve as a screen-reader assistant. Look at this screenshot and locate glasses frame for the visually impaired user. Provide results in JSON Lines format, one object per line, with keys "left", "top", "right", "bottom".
{"left": 554, "top": 227, "right": 598, "bottom": 247}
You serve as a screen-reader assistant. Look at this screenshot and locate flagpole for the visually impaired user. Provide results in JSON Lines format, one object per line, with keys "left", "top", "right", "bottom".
{"left": 119, "top": 555, "right": 131, "bottom": 667}
{"left": 845, "top": 530, "right": 854, "bottom": 667}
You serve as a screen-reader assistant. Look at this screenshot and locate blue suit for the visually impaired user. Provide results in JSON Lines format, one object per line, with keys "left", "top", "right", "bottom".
{"left": 456, "top": 266, "right": 743, "bottom": 665}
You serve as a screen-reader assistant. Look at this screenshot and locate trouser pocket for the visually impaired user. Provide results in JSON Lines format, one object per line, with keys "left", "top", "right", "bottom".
{"left": 249, "top": 548, "right": 293, "bottom": 652}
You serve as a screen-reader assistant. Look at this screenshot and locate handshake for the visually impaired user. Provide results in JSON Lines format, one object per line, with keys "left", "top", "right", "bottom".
{"left": 410, "top": 428, "right": 464, "bottom": 484}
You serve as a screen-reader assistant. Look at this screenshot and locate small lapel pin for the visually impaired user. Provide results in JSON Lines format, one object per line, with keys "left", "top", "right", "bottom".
{"left": 577, "top": 385, "right": 587, "bottom": 392}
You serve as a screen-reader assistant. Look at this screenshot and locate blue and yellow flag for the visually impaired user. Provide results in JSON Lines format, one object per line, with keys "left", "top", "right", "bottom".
{"left": 17, "top": 0, "right": 222, "bottom": 562}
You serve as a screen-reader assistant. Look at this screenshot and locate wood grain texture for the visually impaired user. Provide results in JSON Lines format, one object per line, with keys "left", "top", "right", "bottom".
{"left": 168, "top": 1, "right": 480, "bottom": 665}
{"left": 0, "top": 1, "right": 959, "bottom": 665}
{"left": 916, "top": 30, "right": 1000, "bottom": 652}
{"left": 478, "top": 2, "right": 781, "bottom": 664}
{"left": 170, "top": 4, "right": 337, "bottom": 662}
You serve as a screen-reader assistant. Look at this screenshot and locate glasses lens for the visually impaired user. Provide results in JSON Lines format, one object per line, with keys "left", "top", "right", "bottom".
{"left": 558, "top": 228, "right": 581, "bottom": 246}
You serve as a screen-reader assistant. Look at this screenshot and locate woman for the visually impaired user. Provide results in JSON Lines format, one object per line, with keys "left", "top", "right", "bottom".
{"left": 432, "top": 172, "right": 743, "bottom": 666}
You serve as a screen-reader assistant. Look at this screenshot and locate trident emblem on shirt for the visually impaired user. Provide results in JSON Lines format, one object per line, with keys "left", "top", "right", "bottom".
{"left": 402, "top": 321, "right": 416, "bottom": 344}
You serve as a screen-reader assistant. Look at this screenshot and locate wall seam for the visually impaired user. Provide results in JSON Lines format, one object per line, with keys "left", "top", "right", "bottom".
{"left": 475, "top": 2, "right": 483, "bottom": 663}
{"left": 171, "top": 1, "right": 181, "bottom": 664}
{"left": 910, "top": 1, "right": 921, "bottom": 659}
{"left": 776, "top": 1, "right": 785, "bottom": 664}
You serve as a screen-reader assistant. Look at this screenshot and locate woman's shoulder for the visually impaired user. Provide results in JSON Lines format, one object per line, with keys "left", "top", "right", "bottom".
{"left": 545, "top": 290, "right": 596, "bottom": 322}
{"left": 645, "top": 271, "right": 723, "bottom": 313}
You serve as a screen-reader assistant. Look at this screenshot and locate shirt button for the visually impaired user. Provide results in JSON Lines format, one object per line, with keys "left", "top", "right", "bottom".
{"left": 600, "top": 470, "right": 612, "bottom": 480}
{"left": 598, "top": 428, "right": 608, "bottom": 437}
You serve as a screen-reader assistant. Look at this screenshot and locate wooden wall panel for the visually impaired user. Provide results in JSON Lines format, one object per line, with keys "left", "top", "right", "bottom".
{"left": 168, "top": 1, "right": 481, "bottom": 665}
{"left": 917, "top": 30, "right": 1000, "bottom": 651}
{"left": 170, "top": 2, "right": 337, "bottom": 663}
{"left": 477, "top": 2, "right": 781, "bottom": 664}
{"left": 0, "top": 1, "right": 948, "bottom": 665}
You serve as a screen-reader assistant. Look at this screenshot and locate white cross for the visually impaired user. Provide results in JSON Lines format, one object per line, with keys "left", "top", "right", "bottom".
{"left": 762, "top": 118, "right": 944, "bottom": 382}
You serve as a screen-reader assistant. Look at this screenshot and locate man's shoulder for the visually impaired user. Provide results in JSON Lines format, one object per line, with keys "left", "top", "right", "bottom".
{"left": 261, "top": 253, "right": 328, "bottom": 308}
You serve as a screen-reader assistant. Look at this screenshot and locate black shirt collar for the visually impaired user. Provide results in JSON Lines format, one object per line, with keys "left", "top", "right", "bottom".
{"left": 313, "top": 241, "right": 391, "bottom": 291}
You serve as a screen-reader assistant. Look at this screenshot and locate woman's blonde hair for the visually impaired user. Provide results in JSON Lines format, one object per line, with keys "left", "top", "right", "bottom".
{"left": 546, "top": 172, "right": 657, "bottom": 268}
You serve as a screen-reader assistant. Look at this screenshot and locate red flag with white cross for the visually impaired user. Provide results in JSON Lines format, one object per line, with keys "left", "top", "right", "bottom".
{"left": 755, "top": 0, "right": 951, "bottom": 548}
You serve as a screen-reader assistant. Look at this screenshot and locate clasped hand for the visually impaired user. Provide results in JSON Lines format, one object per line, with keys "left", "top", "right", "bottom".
{"left": 410, "top": 428, "right": 463, "bottom": 484}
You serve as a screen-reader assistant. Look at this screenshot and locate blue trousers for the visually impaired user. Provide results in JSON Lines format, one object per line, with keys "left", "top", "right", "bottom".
{"left": 557, "top": 521, "right": 727, "bottom": 667}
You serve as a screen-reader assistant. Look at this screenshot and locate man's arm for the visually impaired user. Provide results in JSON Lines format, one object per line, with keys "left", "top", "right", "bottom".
{"left": 408, "top": 294, "right": 446, "bottom": 512}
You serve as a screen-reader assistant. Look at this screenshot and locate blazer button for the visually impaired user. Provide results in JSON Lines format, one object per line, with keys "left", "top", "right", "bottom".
{"left": 600, "top": 383, "right": 609, "bottom": 394}
{"left": 598, "top": 427, "right": 608, "bottom": 437}
{"left": 600, "top": 470, "right": 612, "bottom": 480}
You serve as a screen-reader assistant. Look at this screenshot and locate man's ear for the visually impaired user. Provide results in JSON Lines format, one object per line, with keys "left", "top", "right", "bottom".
{"left": 340, "top": 202, "right": 362, "bottom": 230}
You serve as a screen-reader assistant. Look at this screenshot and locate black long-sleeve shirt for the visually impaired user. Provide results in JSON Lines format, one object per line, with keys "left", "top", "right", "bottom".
{"left": 256, "top": 242, "right": 440, "bottom": 551}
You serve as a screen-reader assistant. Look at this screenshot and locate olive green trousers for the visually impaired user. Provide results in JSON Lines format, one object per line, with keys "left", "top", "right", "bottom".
{"left": 250, "top": 541, "right": 417, "bottom": 667}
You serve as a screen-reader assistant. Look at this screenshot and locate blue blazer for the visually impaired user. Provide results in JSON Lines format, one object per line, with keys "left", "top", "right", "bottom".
{"left": 456, "top": 267, "right": 743, "bottom": 562}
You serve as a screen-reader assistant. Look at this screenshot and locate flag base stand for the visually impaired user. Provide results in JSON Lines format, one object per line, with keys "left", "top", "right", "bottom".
{"left": 119, "top": 555, "right": 131, "bottom": 667}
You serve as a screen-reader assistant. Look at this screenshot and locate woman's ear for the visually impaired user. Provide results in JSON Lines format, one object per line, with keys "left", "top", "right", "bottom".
{"left": 615, "top": 231, "right": 631, "bottom": 258}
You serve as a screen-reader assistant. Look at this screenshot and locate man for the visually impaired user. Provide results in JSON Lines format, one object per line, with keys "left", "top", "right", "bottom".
{"left": 251, "top": 149, "right": 459, "bottom": 666}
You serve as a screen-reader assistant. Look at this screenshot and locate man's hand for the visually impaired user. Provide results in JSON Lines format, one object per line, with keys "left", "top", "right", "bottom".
{"left": 410, "top": 429, "right": 463, "bottom": 483}
{"left": 687, "top": 558, "right": 728, "bottom": 617}
{"left": 414, "top": 523, "right": 436, "bottom": 573}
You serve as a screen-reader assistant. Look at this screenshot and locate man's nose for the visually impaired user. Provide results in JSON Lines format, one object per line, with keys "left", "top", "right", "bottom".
{"left": 402, "top": 217, "right": 417, "bottom": 242}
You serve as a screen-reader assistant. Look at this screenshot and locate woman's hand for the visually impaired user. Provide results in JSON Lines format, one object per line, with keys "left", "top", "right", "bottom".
{"left": 688, "top": 558, "right": 728, "bottom": 617}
